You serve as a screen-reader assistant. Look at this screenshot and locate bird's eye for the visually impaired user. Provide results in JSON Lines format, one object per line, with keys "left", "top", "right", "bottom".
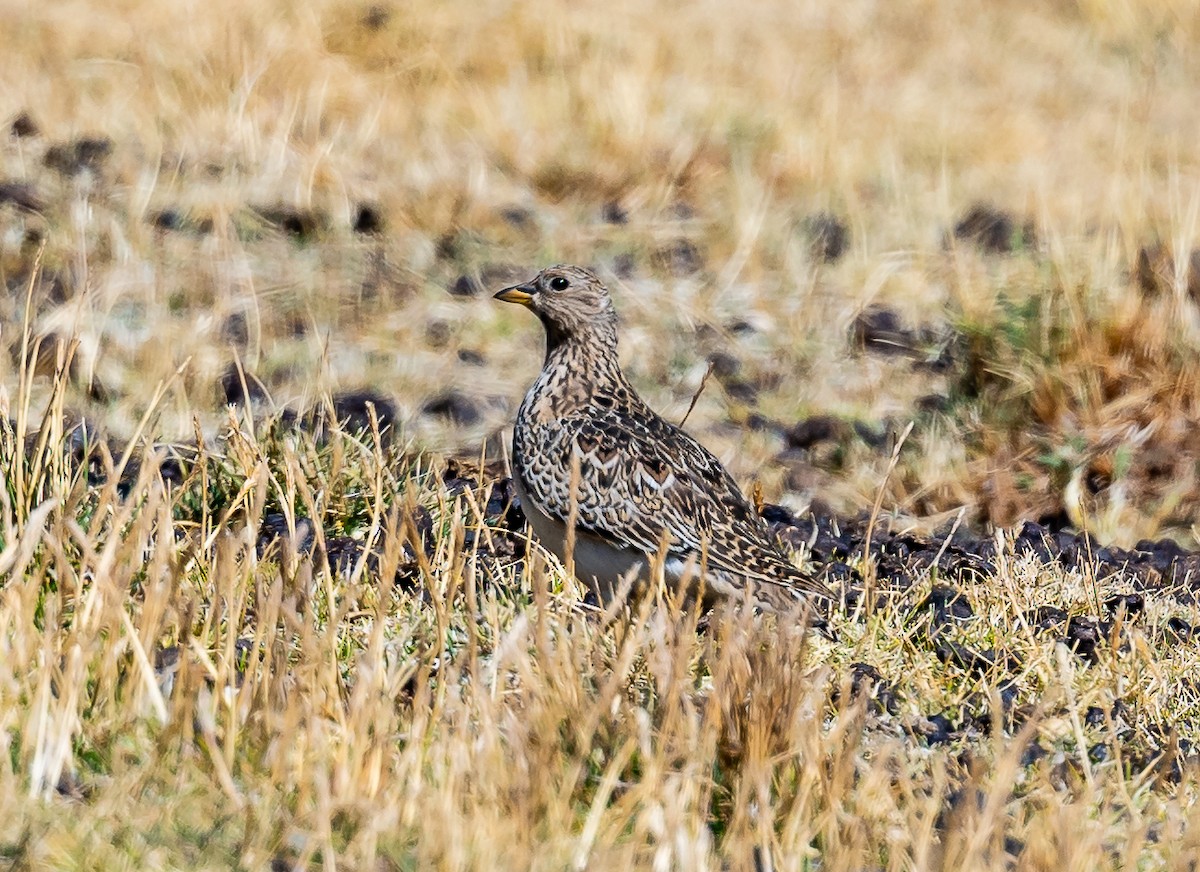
{"left": 548, "top": 276, "right": 570, "bottom": 291}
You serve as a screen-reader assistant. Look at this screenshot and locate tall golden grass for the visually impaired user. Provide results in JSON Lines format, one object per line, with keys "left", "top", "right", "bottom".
{"left": 1, "top": 336, "right": 1199, "bottom": 869}
{"left": 3, "top": 0, "right": 1200, "bottom": 536}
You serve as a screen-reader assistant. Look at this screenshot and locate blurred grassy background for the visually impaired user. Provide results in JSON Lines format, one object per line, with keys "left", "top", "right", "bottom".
{"left": 3, "top": 0, "right": 1200, "bottom": 540}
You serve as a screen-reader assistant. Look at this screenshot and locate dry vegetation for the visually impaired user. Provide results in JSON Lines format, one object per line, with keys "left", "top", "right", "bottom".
{"left": 5, "top": 0, "right": 1200, "bottom": 868}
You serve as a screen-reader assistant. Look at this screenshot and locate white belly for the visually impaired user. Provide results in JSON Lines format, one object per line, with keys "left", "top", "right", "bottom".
{"left": 512, "top": 475, "right": 647, "bottom": 602}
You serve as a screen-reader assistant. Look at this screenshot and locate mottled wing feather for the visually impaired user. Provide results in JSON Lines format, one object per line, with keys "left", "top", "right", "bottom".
{"left": 516, "top": 404, "right": 828, "bottom": 599}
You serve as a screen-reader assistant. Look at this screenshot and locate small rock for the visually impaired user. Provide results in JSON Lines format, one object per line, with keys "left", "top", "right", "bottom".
{"left": 771, "top": 517, "right": 854, "bottom": 562}
{"left": 1191, "top": 250, "right": 1200, "bottom": 304}
{"left": 745, "top": 413, "right": 780, "bottom": 432}
{"left": 803, "top": 211, "right": 850, "bottom": 263}
{"left": 1152, "top": 244, "right": 1200, "bottom": 302}
{"left": 1103, "top": 593, "right": 1145, "bottom": 620}
{"left": 1134, "top": 537, "right": 1188, "bottom": 572}
{"left": 1024, "top": 606, "right": 1068, "bottom": 633}
{"left": 254, "top": 204, "right": 325, "bottom": 240}
{"left": 442, "top": 462, "right": 477, "bottom": 496}
{"left": 952, "top": 203, "right": 1033, "bottom": 254}
{"left": 759, "top": 503, "right": 797, "bottom": 525}
{"left": 841, "top": 662, "right": 899, "bottom": 715}
{"left": 602, "top": 200, "right": 628, "bottom": 225}
{"left": 9, "top": 112, "right": 39, "bottom": 138}
{"left": 421, "top": 390, "right": 480, "bottom": 426}
{"left": 915, "top": 713, "right": 955, "bottom": 745}
{"left": 652, "top": 239, "right": 703, "bottom": 276}
{"left": 257, "top": 513, "right": 317, "bottom": 557}
{"left": 330, "top": 391, "right": 397, "bottom": 432}
{"left": 784, "top": 415, "right": 846, "bottom": 450}
{"left": 44, "top": 136, "right": 112, "bottom": 176}
{"left": 219, "top": 364, "right": 269, "bottom": 406}
{"left": 611, "top": 252, "right": 637, "bottom": 278}
{"left": 706, "top": 351, "right": 740, "bottom": 379}
{"left": 1135, "top": 242, "right": 1174, "bottom": 298}
{"left": 149, "top": 208, "right": 183, "bottom": 231}
{"left": 846, "top": 661, "right": 881, "bottom": 688}
{"left": 939, "top": 550, "right": 993, "bottom": 583}
{"left": 76, "top": 137, "right": 112, "bottom": 167}
{"left": 720, "top": 378, "right": 758, "bottom": 404}
{"left": 852, "top": 420, "right": 889, "bottom": 450}
{"left": 425, "top": 319, "right": 453, "bottom": 347}
{"left": 0, "top": 180, "right": 44, "bottom": 213}
{"left": 1166, "top": 616, "right": 1194, "bottom": 642}
{"left": 1014, "top": 521, "right": 1058, "bottom": 562}
{"left": 352, "top": 203, "right": 384, "bottom": 235}
{"left": 1062, "top": 616, "right": 1101, "bottom": 664}
{"left": 920, "top": 584, "right": 974, "bottom": 622}
{"left": 935, "top": 640, "right": 998, "bottom": 676}
{"left": 499, "top": 205, "right": 534, "bottom": 229}
{"left": 850, "top": 306, "right": 914, "bottom": 355}
{"left": 324, "top": 536, "right": 366, "bottom": 575}
{"left": 1036, "top": 506, "right": 1073, "bottom": 534}
{"left": 486, "top": 478, "right": 525, "bottom": 528}
{"left": 1020, "top": 742, "right": 1047, "bottom": 767}
{"left": 822, "top": 562, "right": 864, "bottom": 587}
{"left": 361, "top": 3, "right": 390, "bottom": 29}
{"left": 916, "top": 393, "right": 951, "bottom": 414}
{"left": 220, "top": 312, "right": 249, "bottom": 347}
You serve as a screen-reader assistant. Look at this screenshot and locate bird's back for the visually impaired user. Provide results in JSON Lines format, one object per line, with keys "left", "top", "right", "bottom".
{"left": 512, "top": 361, "right": 831, "bottom": 610}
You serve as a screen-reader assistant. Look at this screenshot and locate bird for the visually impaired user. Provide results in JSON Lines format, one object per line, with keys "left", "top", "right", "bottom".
{"left": 494, "top": 264, "right": 833, "bottom": 617}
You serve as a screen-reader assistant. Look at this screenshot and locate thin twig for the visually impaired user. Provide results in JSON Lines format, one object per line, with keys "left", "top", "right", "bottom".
{"left": 860, "top": 421, "right": 914, "bottom": 616}
{"left": 923, "top": 506, "right": 966, "bottom": 586}
{"left": 679, "top": 360, "right": 716, "bottom": 428}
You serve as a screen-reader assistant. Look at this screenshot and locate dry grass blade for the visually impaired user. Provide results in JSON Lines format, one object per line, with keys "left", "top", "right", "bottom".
{"left": 678, "top": 359, "right": 716, "bottom": 429}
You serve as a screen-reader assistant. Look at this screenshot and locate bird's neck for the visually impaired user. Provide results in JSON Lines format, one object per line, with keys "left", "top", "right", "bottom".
{"left": 542, "top": 319, "right": 617, "bottom": 367}
{"left": 529, "top": 330, "right": 631, "bottom": 415}
{"left": 546, "top": 330, "right": 624, "bottom": 378}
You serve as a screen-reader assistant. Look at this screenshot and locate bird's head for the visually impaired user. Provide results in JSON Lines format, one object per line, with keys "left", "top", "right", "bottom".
{"left": 494, "top": 265, "right": 617, "bottom": 348}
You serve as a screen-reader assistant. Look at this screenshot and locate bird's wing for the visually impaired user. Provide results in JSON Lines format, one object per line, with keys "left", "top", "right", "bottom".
{"left": 516, "top": 405, "right": 830, "bottom": 601}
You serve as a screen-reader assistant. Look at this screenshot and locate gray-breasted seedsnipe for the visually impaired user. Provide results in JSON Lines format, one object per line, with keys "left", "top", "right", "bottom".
{"left": 495, "top": 264, "right": 832, "bottom": 615}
